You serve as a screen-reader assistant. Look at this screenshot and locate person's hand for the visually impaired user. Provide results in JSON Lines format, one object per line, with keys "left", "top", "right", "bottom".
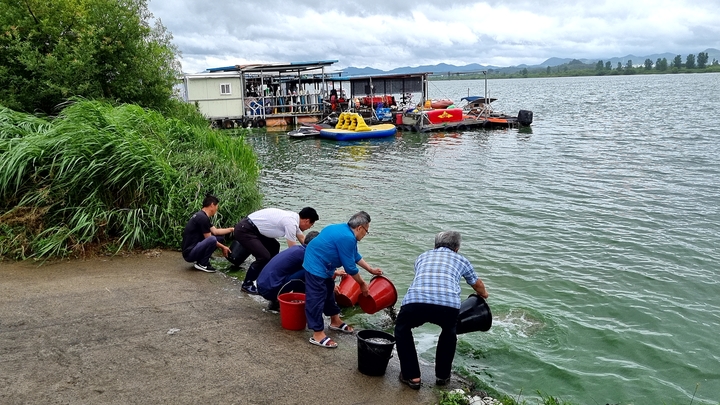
{"left": 221, "top": 245, "right": 230, "bottom": 258}
{"left": 368, "top": 267, "right": 383, "bottom": 276}
{"left": 334, "top": 269, "right": 347, "bottom": 278}
{"left": 360, "top": 281, "right": 370, "bottom": 297}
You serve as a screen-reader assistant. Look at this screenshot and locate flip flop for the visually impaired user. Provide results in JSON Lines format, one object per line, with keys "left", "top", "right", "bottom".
{"left": 329, "top": 322, "right": 354, "bottom": 334}
{"left": 309, "top": 336, "right": 337, "bottom": 348}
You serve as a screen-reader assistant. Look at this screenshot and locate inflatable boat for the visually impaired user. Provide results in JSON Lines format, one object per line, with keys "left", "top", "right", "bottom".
{"left": 319, "top": 112, "right": 397, "bottom": 141}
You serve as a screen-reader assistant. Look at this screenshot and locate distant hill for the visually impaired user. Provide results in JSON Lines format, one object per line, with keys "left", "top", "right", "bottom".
{"left": 341, "top": 48, "right": 720, "bottom": 75}
{"left": 343, "top": 63, "right": 500, "bottom": 77}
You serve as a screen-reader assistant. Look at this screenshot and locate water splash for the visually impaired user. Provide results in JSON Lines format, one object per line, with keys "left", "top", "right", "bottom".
{"left": 492, "top": 308, "right": 545, "bottom": 338}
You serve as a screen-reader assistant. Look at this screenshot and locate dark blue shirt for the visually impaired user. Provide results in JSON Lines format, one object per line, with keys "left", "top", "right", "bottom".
{"left": 257, "top": 244, "right": 306, "bottom": 293}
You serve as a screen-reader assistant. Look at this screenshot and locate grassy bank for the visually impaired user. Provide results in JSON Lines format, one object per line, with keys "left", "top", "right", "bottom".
{"left": 0, "top": 100, "right": 262, "bottom": 259}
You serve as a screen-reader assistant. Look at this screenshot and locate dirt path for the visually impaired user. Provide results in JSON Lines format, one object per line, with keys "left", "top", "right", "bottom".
{"left": 0, "top": 251, "right": 458, "bottom": 404}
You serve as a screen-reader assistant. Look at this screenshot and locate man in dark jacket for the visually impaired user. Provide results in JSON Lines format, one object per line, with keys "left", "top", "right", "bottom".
{"left": 256, "top": 231, "right": 319, "bottom": 311}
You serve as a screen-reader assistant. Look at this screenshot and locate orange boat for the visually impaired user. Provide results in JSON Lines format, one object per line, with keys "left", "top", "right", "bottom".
{"left": 428, "top": 99, "right": 454, "bottom": 109}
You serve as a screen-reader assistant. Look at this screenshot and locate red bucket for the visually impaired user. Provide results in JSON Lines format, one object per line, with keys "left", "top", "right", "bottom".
{"left": 278, "top": 292, "right": 306, "bottom": 331}
{"left": 358, "top": 275, "right": 398, "bottom": 315}
{"left": 335, "top": 275, "right": 361, "bottom": 307}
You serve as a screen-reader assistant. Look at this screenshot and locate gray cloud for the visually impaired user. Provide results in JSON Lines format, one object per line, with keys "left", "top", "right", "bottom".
{"left": 147, "top": 0, "right": 720, "bottom": 73}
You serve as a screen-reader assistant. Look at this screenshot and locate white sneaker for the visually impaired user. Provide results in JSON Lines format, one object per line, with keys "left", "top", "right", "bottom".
{"left": 194, "top": 262, "right": 216, "bottom": 273}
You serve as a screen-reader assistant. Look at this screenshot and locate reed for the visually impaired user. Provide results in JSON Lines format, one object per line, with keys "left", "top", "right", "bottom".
{"left": 0, "top": 99, "right": 261, "bottom": 259}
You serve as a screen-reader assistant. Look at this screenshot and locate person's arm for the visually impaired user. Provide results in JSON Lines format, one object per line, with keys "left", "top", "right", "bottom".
{"left": 356, "top": 258, "right": 382, "bottom": 276}
{"left": 351, "top": 272, "right": 370, "bottom": 296}
{"left": 289, "top": 230, "right": 304, "bottom": 247}
{"left": 471, "top": 278, "right": 489, "bottom": 299}
{"left": 210, "top": 226, "right": 233, "bottom": 236}
{"left": 217, "top": 240, "right": 230, "bottom": 257}
{"left": 282, "top": 219, "right": 301, "bottom": 247}
{"left": 203, "top": 231, "right": 231, "bottom": 257}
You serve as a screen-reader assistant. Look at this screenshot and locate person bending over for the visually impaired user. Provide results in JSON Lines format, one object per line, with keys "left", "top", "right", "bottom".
{"left": 394, "top": 231, "right": 489, "bottom": 390}
{"left": 257, "top": 230, "right": 320, "bottom": 311}
{"left": 234, "top": 207, "right": 318, "bottom": 294}
{"left": 302, "top": 211, "right": 382, "bottom": 348}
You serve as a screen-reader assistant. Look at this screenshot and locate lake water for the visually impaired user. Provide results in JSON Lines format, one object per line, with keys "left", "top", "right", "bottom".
{"left": 244, "top": 73, "right": 720, "bottom": 405}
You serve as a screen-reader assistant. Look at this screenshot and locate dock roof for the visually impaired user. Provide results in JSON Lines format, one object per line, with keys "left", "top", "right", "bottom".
{"left": 205, "top": 60, "right": 338, "bottom": 74}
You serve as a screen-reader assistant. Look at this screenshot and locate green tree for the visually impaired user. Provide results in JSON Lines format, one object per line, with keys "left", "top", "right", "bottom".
{"left": 673, "top": 55, "right": 683, "bottom": 69}
{"left": 625, "top": 60, "right": 633, "bottom": 69}
{"left": 697, "top": 52, "right": 708, "bottom": 68}
{"left": 656, "top": 58, "right": 668, "bottom": 71}
{"left": 546, "top": 66, "right": 551, "bottom": 75}
{"left": 605, "top": 61, "right": 612, "bottom": 70}
{"left": 0, "top": 0, "right": 182, "bottom": 114}
{"left": 644, "top": 59, "right": 653, "bottom": 70}
{"left": 596, "top": 60, "right": 604, "bottom": 71}
{"left": 616, "top": 62, "right": 623, "bottom": 71}
{"left": 522, "top": 68, "right": 528, "bottom": 77}
{"left": 686, "top": 54, "right": 696, "bottom": 69}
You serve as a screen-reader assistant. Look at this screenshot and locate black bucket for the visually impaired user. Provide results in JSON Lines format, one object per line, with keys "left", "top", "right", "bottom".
{"left": 356, "top": 329, "right": 396, "bottom": 376}
{"left": 227, "top": 240, "right": 250, "bottom": 266}
{"left": 456, "top": 294, "right": 492, "bottom": 334}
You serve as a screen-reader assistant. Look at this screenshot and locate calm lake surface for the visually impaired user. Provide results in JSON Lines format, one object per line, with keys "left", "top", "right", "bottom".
{"left": 244, "top": 73, "right": 720, "bottom": 405}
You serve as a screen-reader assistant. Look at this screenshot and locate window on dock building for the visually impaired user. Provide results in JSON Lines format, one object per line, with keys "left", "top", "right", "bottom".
{"left": 220, "top": 83, "right": 231, "bottom": 95}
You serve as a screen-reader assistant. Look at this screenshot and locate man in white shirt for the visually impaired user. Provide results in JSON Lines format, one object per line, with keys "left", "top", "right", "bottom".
{"left": 233, "top": 207, "right": 318, "bottom": 294}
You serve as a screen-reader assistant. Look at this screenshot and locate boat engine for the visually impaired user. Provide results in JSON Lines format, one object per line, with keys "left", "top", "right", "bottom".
{"left": 518, "top": 110, "right": 533, "bottom": 126}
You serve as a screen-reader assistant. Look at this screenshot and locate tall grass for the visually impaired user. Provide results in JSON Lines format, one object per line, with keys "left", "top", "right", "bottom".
{"left": 0, "top": 99, "right": 261, "bottom": 259}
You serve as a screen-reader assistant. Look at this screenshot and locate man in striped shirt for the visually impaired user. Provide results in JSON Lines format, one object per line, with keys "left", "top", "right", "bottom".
{"left": 394, "top": 231, "right": 489, "bottom": 390}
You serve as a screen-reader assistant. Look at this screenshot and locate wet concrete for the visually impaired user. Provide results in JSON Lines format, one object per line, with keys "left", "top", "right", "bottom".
{"left": 0, "top": 251, "right": 469, "bottom": 404}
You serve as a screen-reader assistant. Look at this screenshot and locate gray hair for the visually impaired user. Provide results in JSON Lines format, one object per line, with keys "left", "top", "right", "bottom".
{"left": 434, "top": 231, "right": 461, "bottom": 251}
{"left": 304, "top": 230, "right": 319, "bottom": 246}
{"left": 347, "top": 211, "right": 371, "bottom": 229}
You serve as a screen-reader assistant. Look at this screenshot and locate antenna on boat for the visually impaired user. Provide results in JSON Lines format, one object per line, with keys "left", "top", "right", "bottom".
{"left": 483, "top": 70, "right": 488, "bottom": 101}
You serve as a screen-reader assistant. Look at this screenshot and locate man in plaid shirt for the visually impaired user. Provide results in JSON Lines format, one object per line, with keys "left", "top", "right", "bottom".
{"left": 394, "top": 231, "right": 489, "bottom": 390}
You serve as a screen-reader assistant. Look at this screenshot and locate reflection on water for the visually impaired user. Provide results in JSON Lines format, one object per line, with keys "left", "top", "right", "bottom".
{"left": 247, "top": 73, "right": 720, "bottom": 405}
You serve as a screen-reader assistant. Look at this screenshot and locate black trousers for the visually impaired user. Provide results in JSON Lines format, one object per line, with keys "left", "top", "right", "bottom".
{"left": 394, "top": 303, "right": 459, "bottom": 380}
{"left": 233, "top": 218, "right": 280, "bottom": 282}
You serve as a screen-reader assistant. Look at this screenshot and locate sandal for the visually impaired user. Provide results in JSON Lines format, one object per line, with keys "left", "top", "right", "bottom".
{"left": 309, "top": 336, "right": 338, "bottom": 348}
{"left": 329, "top": 322, "right": 354, "bottom": 334}
{"left": 399, "top": 373, "right": 421, "bottom": 390}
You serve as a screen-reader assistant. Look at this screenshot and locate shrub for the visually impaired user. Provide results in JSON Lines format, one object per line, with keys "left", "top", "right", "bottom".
{"left": 0, "top": 99, "right": 261, "bottom": 259}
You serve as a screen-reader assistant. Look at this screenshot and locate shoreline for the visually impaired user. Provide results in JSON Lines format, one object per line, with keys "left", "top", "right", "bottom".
{"left": 0, "top": 250, "right": 471, "bottom": 404}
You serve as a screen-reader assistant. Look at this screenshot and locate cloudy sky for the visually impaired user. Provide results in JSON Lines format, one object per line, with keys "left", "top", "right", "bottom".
{"left": 147, "top": 0, "right": 720, "bottom": 73}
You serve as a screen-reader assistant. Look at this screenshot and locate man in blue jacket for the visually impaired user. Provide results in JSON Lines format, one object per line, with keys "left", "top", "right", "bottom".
{"left": 257, "top": 231, "right": 319, "bottom": 311}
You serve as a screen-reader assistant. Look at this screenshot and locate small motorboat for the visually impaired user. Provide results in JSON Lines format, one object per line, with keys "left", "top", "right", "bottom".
{"left": 461, "top": 96, "right": 533, "bottom": 128}
{"left": 288, "top": 125, "right": 321, "bottom": 138}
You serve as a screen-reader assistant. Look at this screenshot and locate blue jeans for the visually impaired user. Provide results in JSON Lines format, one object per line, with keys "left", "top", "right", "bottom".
{"left": 394, "top": 303, "right": 459, "bottom": 380}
